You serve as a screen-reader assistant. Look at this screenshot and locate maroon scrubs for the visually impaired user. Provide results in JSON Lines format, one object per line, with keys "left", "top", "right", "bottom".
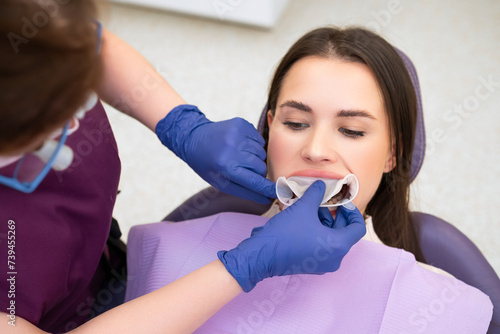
{"left": 0, "top": 101, "right": 121, "bottom": 333}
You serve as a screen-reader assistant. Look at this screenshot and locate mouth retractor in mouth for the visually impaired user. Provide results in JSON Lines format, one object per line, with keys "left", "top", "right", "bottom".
{"left": 276, "top": 174, "right": 359, "bottom": 209}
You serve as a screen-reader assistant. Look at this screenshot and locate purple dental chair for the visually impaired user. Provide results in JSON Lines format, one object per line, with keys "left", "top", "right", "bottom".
{"left": 163, "top": 50, "right": 500, "bottom": 333}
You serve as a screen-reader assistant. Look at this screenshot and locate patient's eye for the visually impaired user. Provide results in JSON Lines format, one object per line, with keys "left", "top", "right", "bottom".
{"left": 283, "top": 121, "right": 309, "bottom": 130}
{"left": 339, "top": 127, "right": 365, "bottom": 138}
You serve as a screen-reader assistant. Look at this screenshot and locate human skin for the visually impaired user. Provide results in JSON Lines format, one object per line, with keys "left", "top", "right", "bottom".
{"left": 0, "top": 28, "right": 239, "bottom": 334}
{"left": 267, "top": 56, "right": 396, "bottom": 215}
{"left": 0, "top": 28, "right": 185, "bottom": 158}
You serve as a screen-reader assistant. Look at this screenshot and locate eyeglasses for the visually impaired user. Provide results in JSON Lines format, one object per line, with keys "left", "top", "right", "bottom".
{"left": 0, "top": 123, "right": 71, "bottom": 193}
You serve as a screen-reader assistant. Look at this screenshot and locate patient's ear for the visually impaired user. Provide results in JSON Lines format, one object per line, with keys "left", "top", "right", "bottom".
{"left": 383, "top": 142, "right": 397, "bottom": 173}
{"left": 267, "top": 110, "right": 274, "bottom": 127}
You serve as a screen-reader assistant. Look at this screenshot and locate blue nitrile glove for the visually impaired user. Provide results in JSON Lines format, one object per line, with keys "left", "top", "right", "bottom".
{"left": 156, "top": 104, "right": 276, "bottom": 204}
{"left": 218, "top": 180, "right": 367, "bottom": 292}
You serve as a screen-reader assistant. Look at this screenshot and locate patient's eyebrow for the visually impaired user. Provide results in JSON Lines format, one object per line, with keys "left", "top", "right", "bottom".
{"left": 337, "top": 109, "right": 377, "bottom": 120}
{"left": 279, "top": 101, "right": 377, "bottom": 120}
{"left": 279, "top": 100, "right": 312, "bottom": 113}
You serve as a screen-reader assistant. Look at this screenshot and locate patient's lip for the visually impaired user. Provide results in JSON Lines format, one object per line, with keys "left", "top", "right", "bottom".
{"left": 288, "top": 169, "right": 343, "bottom": 179}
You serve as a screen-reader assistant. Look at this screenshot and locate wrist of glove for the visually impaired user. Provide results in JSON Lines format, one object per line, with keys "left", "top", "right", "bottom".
{"left": 155, "top": 104, "right": 211, "bottom": 162}
{"left": 218, "top": 181, "right": 366, "bottom": 292}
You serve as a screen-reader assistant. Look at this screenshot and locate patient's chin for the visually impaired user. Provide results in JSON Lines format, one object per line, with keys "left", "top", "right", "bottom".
{"left": 330, "top": 208, "right": 337, "bottom": 219}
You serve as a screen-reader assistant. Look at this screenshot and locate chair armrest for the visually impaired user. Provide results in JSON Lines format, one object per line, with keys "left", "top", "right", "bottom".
{"left": 163, "top": 187, "right": 272, "bottom": 222}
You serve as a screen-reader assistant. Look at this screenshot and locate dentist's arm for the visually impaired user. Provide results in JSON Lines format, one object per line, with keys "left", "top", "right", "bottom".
{"left": 97, "top": 28, "right": 184, "bottom": 131}
{"left": 97, "top": 29, "right": 275, "bottom": 203}
{"left": 1, "top": 260, "right": 242, "bottom": 334}
{"left": 0, "top": 181, "right": 365, "bottom": 333}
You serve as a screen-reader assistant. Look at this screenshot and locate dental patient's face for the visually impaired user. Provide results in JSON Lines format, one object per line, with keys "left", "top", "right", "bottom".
{"left": 267, "top": 56, "right": 395, "bottom": 214}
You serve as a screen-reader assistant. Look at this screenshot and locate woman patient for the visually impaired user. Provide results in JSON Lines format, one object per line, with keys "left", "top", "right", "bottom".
{"left": 125, "top": 27, "right": 493, "bottom": 332}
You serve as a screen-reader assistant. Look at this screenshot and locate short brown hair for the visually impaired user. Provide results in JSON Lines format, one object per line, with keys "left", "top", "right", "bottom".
{"left": 264, "top": 27, "right": 424, "bottom": 262}
{"left": 0, "top": 0, "right": 102, "bottom": 154}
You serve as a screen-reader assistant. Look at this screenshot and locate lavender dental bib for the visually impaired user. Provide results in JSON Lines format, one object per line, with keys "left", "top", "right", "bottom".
{"left": 126, "top": 213, "right": 492, "bottom": 333}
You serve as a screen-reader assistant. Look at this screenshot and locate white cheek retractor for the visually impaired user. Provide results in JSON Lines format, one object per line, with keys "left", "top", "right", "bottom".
{"left": 276, "top": 174, "right": 359, "bottom": 209}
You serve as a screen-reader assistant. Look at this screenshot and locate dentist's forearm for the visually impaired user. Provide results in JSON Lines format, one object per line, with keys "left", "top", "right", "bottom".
{"left": 97, "top": 28, "right": 186, "bottom": 131}
{"left": 75, "top": 260, "right": 242, "bottom": 334}
{"left": 1, "top": 260, "right": 242, "bottom": 334}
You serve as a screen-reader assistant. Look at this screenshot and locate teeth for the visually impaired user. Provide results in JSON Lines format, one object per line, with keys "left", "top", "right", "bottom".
{"left": 276, "top": 174, "right": 359, "bottom": 208}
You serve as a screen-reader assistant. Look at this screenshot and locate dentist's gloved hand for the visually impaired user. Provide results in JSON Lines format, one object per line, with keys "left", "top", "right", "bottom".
{"left": 156, "top": 104, "right": 276, "bottom": 204}
{"left": 218, "top": 180, "right": 366, "bottom": 292}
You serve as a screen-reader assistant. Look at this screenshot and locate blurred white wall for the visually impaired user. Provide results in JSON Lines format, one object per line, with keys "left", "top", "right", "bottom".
{"left": 99, "top": 0, "right": 500, "bottom": 275}
{"left": 110, "top": 0, "right": 291, "bottom": 28}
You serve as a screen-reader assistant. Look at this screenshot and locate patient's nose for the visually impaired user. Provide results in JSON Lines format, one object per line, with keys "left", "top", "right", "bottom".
{"left": 301, "top": 127, "right": 337, "bottom": 164}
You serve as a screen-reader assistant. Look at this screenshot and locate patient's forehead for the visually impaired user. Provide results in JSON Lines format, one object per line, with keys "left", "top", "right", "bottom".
{"left": 276, "top": 56, "right": 385, "bottom": 119}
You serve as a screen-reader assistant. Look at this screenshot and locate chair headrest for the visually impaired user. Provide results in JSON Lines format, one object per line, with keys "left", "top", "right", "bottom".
{"left": 257, "top": 48, "right": 425, "bottom": 183}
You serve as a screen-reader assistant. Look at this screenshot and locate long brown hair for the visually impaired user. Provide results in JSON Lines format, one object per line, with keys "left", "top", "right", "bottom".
{"left": 263, "top": 27, "right": 424, "bottom": 262}
{"left": 0, "top": 0, "right": 102, "bottom": 154}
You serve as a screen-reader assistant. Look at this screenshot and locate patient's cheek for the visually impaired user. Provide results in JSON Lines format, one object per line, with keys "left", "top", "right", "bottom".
{"left": 267, "top": 133, "right": 291, "bottom": 181}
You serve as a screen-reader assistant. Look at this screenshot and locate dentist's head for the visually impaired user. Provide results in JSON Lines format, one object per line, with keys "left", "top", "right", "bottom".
{"left": 0, "top": 0, "right": 101, "bottom": 156}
